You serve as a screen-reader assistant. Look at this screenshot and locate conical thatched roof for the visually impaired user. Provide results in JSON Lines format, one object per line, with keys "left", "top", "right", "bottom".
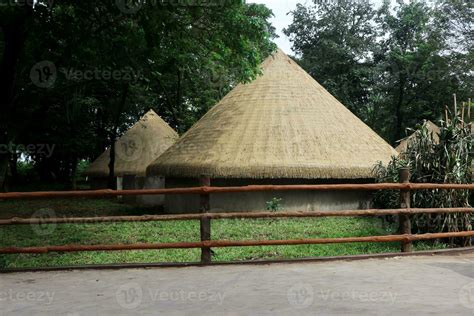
{"left": 395, "top": 120, "right": 440, "bottom": 153}
{"left": 85, "top": 110, "right": 178, "bottom": 177}
{"left": 147, "top": 49, "right": 397, "bottom": 179}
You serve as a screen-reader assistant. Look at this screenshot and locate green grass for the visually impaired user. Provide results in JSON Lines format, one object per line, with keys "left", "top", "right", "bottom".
{"left": 0, "top": 198, "right": 446, "bottom": 269}
{"left": 0, "top": 197, "right": 165, "bottom": 219}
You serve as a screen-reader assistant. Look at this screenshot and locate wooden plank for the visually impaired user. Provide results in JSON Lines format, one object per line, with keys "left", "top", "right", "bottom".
{"left": 399, "top": 168, "right": 413, "bottom": 252}
{"left": 2, "top": 231, "right": 474, "bottom": 254}
{"left": 0, "top": 208, "right": 472, "bottom": 225}
{"left": 0, "top": 183, "right": 472, "bottom": 200}
{"left": 199, "top": 177, "right": 212, "bottom": 264}
{"left": 3, "top": 247, "right": 474, "bottom": 273}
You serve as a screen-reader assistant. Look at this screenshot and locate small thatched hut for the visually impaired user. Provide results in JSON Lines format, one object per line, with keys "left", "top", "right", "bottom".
{"left": 147, "top": 49, "right": 397, "bottom": 213}
{"left": 395, "top": 120, "right": 440, "bottom": 153}
{"left": 85, "top": 109, "right": 178, "bottom": 205}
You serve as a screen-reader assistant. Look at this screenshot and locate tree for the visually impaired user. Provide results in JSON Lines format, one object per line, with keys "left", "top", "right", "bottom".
{"left": 283, "top": 1, "right": 377, "bottom": 120}
{"left": 284, "top": 0, "right": 472, "bottom": 144}
{"left": 0, "top": 1, "right": 276, "bottom": 190}
{"left": 372, "top": 0, "right": 465, "bottom": 142}
{"left": 0, "top": 2, "right": 36, "bottom": 191}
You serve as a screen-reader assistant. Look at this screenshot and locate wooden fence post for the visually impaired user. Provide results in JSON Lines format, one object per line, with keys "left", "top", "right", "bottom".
{"left": 399, "top": 168, "right": 413, "bottom": 252}
{"left": 199, "top": 177, "right": 211, "bottom": 263}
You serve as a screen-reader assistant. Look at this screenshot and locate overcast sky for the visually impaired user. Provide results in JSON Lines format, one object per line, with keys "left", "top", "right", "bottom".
{"left": 249, "top": 0, "right": 387, "bottom": 54}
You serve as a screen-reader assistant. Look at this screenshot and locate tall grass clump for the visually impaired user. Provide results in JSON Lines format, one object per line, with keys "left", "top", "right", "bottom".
{"left": 373, "top": 98, "right": 473, "bottom": 246}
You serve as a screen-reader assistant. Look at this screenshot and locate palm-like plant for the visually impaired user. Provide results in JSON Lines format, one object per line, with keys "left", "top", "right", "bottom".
{"left": 373, "top": 98, "right": 473, "bottom": 246}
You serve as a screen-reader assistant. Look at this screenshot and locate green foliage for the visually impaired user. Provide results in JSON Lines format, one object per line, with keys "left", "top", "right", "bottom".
{"left": 373, "top": 108, "right": 473, "bottom": 246}
{"left": 0, "top": 197, "right": 444, "bottom": 268}
{"left": 283, "top": 1, "right": 377, "bottom": 119}
{"left": 17, "top": 161, "right": 35, "bottom": 179}
{"left": 265, "top": 197, "right": 283, "bottom": 212}
{"left": 0, "top": 1, "right": 276, "bottom": 188}
{"left": 285, "top": 0, "right": 472, "bottom": 143}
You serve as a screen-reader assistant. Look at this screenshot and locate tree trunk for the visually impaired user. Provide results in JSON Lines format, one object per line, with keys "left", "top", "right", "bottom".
{"left": 9, "top": 152, "right": 18, "bottom": 185}
{"left": 107, "top": 84, "right": 130, "bottom": 190}
{"left": 107, "top": 130, "right": 117, "bottom": 190}
{"left": 394, "top": 76, "right": 406, "bottom": 143}
{"left": 70, "top": 155, "right": 78, "bottom": 190}
{"left": 0, "top": 7, "right": 32, "bottom": 192}
{"left": 0, "top": 157, "right": 9, "bottom": 192}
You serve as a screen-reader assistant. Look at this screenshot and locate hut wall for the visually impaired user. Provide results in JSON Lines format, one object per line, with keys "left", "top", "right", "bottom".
{"left": 164, "top": 178, "right": 372, "bottom": 214}
{"left": 123, "top": 175, "right": 165, "bottom": 205}
{"left": 88, "top": 177, "right": 109, "bottom": 190}
{"left": 117, "top": 177, "right": 123, "bottom": 190}
{"left": 88, "top": 177, "right": 123, "bottom": 190}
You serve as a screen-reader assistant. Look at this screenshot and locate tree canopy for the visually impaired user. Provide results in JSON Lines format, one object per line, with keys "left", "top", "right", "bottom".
{"left": 0, "top": 0, "right": 276, "bottom": 189}
{"left": 0, "top": 0, "right": 472, "bottom": 190}
{"left": 284, "top": 0, "right": 472, "bottom": 143}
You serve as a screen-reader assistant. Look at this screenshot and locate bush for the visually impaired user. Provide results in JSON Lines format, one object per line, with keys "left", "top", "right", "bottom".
{"left": 266, "top": 197, "right": 283, "bottom": 212}
{"left": 373, "top": 106, "right": 473, "bottom": 246}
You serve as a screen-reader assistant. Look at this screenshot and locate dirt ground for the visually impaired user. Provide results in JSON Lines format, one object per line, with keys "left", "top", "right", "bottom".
{"left": 1, "top": 253, "right": 473, "bottom": 315}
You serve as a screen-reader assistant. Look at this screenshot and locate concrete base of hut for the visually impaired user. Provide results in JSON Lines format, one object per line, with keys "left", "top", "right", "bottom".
{"left": 163, "top": 178, "right": 373, "bottom": 213}
{"left": 87, "top": 177, "right": 124, "bottom": 190}
{"left": 88, "top": 177, "right": 110, "bottom": 190}
{"left": 122, "top": 175, "right": 165, "bottom": 206}
{"left": 88, "top": 176, "right": 165, "bottom": 206}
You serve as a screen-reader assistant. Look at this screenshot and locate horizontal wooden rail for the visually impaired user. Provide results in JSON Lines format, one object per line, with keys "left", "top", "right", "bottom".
{"left": 1, "top": 173, "right": 472, "bottom": 265}
{"left": 1, "top": 231, "right": 473, "bottom": 254}
{"left": 0, "top": 183, "right": 472, "bottom": 200}
{"left": 0, "top": 207, "right": 472, "bottom": 225}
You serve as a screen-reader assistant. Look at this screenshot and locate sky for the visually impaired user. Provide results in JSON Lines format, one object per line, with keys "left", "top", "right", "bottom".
{"left": 249, "top": 0, "right": 387, "bottom": 55}
{"left": 249, "top": 0, "right": 309, "bottom": 54}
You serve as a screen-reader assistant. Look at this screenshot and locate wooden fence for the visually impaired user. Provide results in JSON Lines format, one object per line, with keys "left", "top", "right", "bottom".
{"left": 0, "top": 168, "right": 473, "bottom": 265}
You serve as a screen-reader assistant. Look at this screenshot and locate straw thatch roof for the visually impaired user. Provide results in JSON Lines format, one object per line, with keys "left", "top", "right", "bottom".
{"left": 85, "top": 110, "right": 178, "bottom": 177}
{"left": 147, "top": 49, "right": 397, "bottom": 179}
{"left": 395, "top": 120, "right": 440, "bottom": 153}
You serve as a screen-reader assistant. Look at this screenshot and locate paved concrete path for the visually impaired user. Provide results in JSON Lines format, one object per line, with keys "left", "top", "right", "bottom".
{"left": 1, "top": 253, "right": 473, "bottom": 315}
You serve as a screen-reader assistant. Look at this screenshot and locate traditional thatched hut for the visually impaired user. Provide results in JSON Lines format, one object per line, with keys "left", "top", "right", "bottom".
{"left": 395, "top": 120, "right": 440, "bottom": 153}
{"left": 147, "top": 49, "right": 397, "bottom": 213}
{"left": 85, "top": 109, "right": 178, "bottom": 205}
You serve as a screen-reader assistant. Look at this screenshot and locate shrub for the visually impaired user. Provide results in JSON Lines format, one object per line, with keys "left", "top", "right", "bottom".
{"left": 266, "top": 197, "right": 283, "bottom": 212}
{"left": 373, "top": 104, "right": 472, "bottom": 246}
